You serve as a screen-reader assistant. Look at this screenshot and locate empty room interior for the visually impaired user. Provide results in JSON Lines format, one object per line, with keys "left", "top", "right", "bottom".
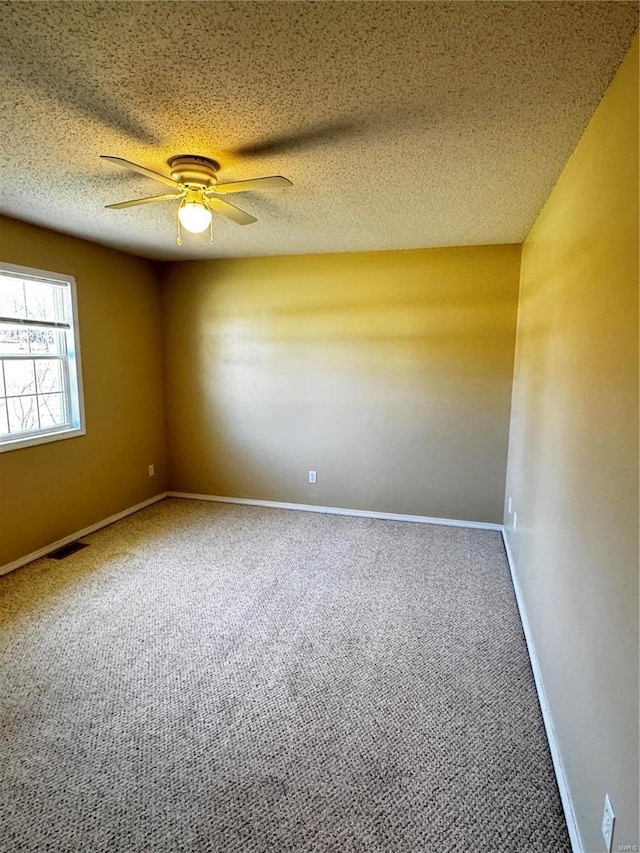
{"left": 0, "top": 3, "right": 638, "bottom": 852}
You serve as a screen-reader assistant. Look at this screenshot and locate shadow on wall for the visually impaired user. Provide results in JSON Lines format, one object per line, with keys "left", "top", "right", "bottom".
{"left": 162, "top": 248, "right": 521, "bottom": 521}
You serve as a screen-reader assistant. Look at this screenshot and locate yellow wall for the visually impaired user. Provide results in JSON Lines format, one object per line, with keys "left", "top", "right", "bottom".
{"left": 504, "top": 36, "right": 639, "bottom": 851}
{"left": 160, "top": 245, "right": 521, "bottom": 523}
{"left": 0, "top": 216, "right": 167, "bottom": 567}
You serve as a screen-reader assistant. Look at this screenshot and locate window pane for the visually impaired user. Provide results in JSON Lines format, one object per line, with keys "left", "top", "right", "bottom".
{"left": 7, "top": 395, "right": 39, "bottom": 433}
{"left": 0, "top": 399, "right": 7, "bottom": 436}
{"left": 38, "top": 393, "right": 65, "bottom": 428}
{"left": 4, "top": 359, "right": 36, "bottom": 396}
{"left": 24, "top": 281, "right": 56, "bottom": 322}
{"left": 0, "top": 325, "right": 29, "bottom": 356}
{"left": 0, "top": 276, "right": 26, "bottom": 320}
{"left": 28, "top": 328, "right": 64, "bottom": 354}
{"left": 0, "top": 326, "right": 64, "bottom": 356}
{"left": 35, "top": 359, "right": 63, "bottom": 393}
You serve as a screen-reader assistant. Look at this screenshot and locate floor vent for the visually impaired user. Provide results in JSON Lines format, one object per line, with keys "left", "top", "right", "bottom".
{"left": 48, "top": 542, "right": 89, "bottom": 560}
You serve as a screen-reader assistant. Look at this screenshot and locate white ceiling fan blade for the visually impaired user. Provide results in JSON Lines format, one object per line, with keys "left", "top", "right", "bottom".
{"left": 210, "top": 176, "right": 293, "bottom": 194}
{"left": 101, "top": 155, "right": 181, "bottom": 189}
{"left": 105, "top": 193, "right": 183, "bottom": 209}
{"left": 207, "top": 196, "right": 257, "bottom": 225}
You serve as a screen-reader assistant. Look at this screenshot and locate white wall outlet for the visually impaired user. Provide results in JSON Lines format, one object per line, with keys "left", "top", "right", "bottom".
{"left": 148, "top": 464, "right": 155, "bottom": 477}
{"left": 513, "top": 511, "right": 517, "bottom": 532}
{"left": 508, "top": 496, "right": 512, "bottom": 514}
{"left": 601, "top": 793, "right": 615, "bottom": 853}
{"left": 308, "top": 470, "right": 317, "bottom": 484}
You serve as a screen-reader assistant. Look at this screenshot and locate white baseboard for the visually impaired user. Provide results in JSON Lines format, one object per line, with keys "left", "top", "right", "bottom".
{"left": 0, "top": 492, "right": 168, "bottom": 577}
{"left": 501, "top": 530, "right": 583, "bottom": 853}
{"left": 166, "top": 491, "right": 503, "bottom": 531}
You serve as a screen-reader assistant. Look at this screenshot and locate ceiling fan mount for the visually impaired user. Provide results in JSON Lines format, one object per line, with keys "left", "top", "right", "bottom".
{"left": 167, "top": 154, "right": 221, "bottom": 188}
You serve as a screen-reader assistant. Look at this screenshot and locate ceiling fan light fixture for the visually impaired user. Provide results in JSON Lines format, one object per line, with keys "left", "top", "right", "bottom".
{"left": 102, "top": 154, "right": 291, "bottom": 241}
{"left": 178, "top": 196, "right": 212, "bottom": 233}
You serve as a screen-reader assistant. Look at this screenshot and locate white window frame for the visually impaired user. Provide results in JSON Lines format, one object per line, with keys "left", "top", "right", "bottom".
{"left": 0, "top": 262, "right": 86, "bottom": 453}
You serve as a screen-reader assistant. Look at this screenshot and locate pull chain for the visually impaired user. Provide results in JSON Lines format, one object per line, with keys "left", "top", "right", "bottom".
{"left": 176, "top": 214, "right": 183, "bottom": 247}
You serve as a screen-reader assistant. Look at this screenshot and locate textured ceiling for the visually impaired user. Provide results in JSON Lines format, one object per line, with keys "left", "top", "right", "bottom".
{"left": 0, "top": 2, "right": 637, "bottom": 261}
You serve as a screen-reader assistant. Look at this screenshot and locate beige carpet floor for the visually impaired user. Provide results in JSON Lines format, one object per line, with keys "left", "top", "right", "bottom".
{"left": 0, "top": 498, "right": 571, "bottom": 852}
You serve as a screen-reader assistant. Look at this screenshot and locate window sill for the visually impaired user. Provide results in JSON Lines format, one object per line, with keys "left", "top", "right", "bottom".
{"left": 0, "top": 425, "right": 86, "bottom": 453}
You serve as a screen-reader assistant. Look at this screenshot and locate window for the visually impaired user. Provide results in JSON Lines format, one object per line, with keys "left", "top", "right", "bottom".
{"left": 0, "top": 263, "right": 85, "bottom": 452}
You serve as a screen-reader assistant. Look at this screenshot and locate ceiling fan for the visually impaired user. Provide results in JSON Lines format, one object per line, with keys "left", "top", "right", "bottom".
{"left": 101, "top": 154, "right": 293, "bottom": 245}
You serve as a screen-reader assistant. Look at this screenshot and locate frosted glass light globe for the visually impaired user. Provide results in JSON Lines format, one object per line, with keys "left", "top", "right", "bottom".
{"left": 178, "top": 200, "right": 212, "bottom": 233}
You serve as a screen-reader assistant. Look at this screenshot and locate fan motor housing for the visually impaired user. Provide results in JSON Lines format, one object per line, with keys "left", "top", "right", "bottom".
{"left": 168, "top": 155, "right": 220, "bottom": 187}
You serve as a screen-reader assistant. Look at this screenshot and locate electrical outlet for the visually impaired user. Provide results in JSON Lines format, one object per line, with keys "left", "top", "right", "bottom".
{"left": 148, "top": 464, "right": 155, "bottom": 477}
{"left": 601, "top": 793, "right": 615, "bottom": 853}
{"left": 508, "top": 496, "right": 512, "bottom": 514}
{"left": 308, "top": 470, "right": 317, "bottom": 484}
{"left": 513, "top": 511, "right": 517, "bottom": 532}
